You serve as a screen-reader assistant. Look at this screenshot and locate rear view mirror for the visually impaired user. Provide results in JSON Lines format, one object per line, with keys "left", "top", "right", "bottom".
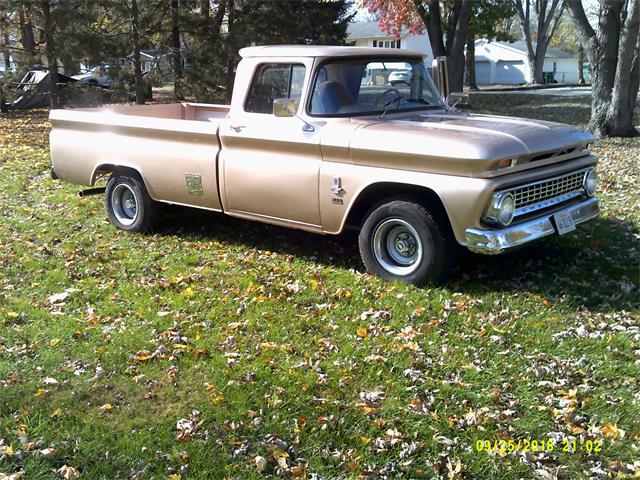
{"left": 273, "top": 98, "right": 298, "bottom": 117}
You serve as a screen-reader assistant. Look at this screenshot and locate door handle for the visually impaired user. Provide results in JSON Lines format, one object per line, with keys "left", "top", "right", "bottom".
{"left": 230, "top": 125, "right": 246, "bottom": 133}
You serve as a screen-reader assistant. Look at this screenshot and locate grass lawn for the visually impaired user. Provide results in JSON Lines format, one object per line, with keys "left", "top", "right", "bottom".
{"left": 0, "top": 94, "right": 639, "bottom": 479}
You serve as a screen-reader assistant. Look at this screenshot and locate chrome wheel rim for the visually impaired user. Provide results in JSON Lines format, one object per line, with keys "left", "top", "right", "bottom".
{"left": 372, "top": 218, "right": 423, "bottom": 276}
{"left": 111, "top": 183, "right": 138, "bottom": 226}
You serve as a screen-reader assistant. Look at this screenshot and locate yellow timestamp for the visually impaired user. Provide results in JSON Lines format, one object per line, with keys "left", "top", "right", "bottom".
{"left": 475, "top": 438, "right": 603, "bottom": 454}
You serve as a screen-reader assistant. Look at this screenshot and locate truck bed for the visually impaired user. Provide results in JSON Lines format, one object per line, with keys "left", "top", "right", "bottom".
{"left": 50, "top": 102, "right": 229, "bottom": 211}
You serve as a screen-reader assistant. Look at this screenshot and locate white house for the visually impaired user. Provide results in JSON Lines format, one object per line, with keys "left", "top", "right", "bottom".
{"left": 473, "top": 39, "right": 579, "bottom": 85}
{"left": 0, "top": 53, "right": 16, "bottom": 72}
{"left": 347, "top": 21, "right": 433, "bottom": 65}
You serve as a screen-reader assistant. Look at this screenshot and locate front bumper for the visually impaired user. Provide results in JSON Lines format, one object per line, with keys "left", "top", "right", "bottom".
{"left": 465, "top": 197, "right": 600, "bottom": 255}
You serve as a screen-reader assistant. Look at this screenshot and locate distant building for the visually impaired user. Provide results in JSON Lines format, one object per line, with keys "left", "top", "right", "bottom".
{"left": 0, "top": 53, "right": 16, "bottom": 72}
{"left": 473, "top": 39, "right": 579, "bottom": 85}
{"left": 347, "top": 21, "right": 433, "bottom": 65}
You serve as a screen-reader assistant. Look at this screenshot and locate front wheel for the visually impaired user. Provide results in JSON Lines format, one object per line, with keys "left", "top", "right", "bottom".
{"left": 358, "top": 200, "right": 455, "bottom": 285}
{"left": 105, "top": 173, "right": 158, "bottom": 232}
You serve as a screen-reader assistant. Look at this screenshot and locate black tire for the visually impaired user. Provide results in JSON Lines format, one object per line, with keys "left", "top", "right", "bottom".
{"left": 105, "top": 173, "right": 158, "bottom": 232}
{"left": 358, "top": 200, "right": 456, "bottom": 286}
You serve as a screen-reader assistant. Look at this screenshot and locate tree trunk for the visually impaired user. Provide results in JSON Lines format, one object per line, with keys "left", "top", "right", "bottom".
{"left": 446, "top": 0, "right": 472, "bottom": 93}
{"left": 130, "top": 0, "right": 146, "bottom": 105}
{"left": 604, "top": 0, "right": 640, "bottom": 136}
{"left": 41, "top": 0, "right": 60, "bottom": 107}
{"left": 465, "top": 35, "right": 477, "bottom": 90}
{"left": 171, "top": 0, "right": 183, "bottom": 100}
{"left": 413, "top": 0, "right": 445, "bottom": 57}
{"left": 515, "top": 0, "right": 564, "bottom": 85}
{"left": 567, "top": 0, "right": 627, "bottom": 136}
{"left": 0, "top": 11, "right": 11, "bottom": 70}
{"left": 18, "top": 5, "right": 36, "bottom": 66}
{"left": 578, "top": 47, "right": 585, "bottom": 84}
{"left": 533, "top": 44, "right": 548, "bottom": 84}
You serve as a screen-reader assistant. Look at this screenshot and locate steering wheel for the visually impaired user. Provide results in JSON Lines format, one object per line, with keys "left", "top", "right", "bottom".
{"left": 375, "top": 87, "right": 402, "bottom": 107}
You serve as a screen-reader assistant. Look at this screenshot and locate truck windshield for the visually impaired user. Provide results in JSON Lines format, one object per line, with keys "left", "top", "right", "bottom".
{"left": 308, "top": 58, "right": 445, "bottom": 117}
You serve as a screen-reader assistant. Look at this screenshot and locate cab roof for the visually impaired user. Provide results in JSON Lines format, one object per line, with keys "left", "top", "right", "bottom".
{"left": 239, "top": 45, "right": 425, "bottom": 59}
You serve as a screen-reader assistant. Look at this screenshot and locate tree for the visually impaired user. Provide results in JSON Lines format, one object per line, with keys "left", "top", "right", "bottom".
{"left": 40, "top": 0, "right": 59, "bottom": 107}
{"left": 364, "top": 0, "right": 473, "bottom": 94}
{"left": 566, "top": 0, "right": 640, "bottom": 137}
{"left": 513, "top": 0, "right": 565, "bottom": 84}
{"left": 0, "top": 5, "right": 12, "bottom": 70}
{"left": 232, "top": 0, "right": 354, "bottom": 46}
{"left": 466, "top": 0, "right": 515, "bottom": 90}
{"left": 170, "top": 0, "right": 182, "bottom": 99}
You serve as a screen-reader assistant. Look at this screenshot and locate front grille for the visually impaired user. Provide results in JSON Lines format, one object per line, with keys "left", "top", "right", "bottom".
{"left": 510, "top": 169, "right": 589, "bottom": 217}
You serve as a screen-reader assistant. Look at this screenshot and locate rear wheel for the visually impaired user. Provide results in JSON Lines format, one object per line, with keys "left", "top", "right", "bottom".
{"left": 105, "top": 173, "right": 158, "bottom": 232}
{"left": 358, "top": 200, "right": 455, "bottom": 285}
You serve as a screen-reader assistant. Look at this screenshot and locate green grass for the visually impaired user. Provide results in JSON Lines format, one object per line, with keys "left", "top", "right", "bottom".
{"left": 0, "top": 100, "right": 639, "bottom": 479}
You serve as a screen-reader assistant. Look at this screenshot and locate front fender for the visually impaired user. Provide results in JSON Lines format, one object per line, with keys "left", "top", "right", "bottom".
{"left": 319, "top": 162, "right": 493, "bottom": 245}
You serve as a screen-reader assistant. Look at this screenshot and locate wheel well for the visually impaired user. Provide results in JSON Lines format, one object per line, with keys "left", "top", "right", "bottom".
{"left": 346, "top": 183, "right": 453, "bottom": 234}
{"left": 93, "top": 164, "right": 143, "bottom": 184}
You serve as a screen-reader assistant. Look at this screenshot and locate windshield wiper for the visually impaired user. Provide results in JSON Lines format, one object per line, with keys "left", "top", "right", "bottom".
{"left": 377, "top": 95, "right": 405, "bottom": 120}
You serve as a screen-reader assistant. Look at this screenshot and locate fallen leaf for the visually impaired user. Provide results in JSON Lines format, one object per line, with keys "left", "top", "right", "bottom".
{"left": 602, "top": 423, "right": 624, "bottom": 439}
{"left": 57, "top": 465, "right": 80, "bottom": 480}
{"left": 133, "top": 350, "right": 152, "bottom": 362}
{"left": 255, "top": 455, "right": 267, "bottom": 472}
{"left": 273, "top": 448, "right": 289, "bottom": 469}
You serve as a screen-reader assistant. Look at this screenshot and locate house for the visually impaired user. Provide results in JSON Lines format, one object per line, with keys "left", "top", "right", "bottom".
{"left": 473, "top": 39, "right": 579, "bottom": 85}
{"left": 0, "top": 52, "right": 16, "bottom": 73}
{"left": 347, "top": 21, "right": 433, "bottom": 65}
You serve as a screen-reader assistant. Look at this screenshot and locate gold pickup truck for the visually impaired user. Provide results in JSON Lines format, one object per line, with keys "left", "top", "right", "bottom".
{"left": 50, "top": 45, "right": 599, "bottom": 285}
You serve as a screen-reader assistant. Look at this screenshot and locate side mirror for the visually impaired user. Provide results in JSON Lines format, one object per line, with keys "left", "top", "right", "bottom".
{"left": 273, "top": 98, "right": 297, "bottom": 117}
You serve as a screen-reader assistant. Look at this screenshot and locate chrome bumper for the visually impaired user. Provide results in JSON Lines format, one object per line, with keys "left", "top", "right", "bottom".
{"left": 465, "top": 197, "right": 600, "bottom": 255}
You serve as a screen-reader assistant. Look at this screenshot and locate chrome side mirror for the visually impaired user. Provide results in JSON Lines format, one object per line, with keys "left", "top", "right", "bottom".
{"left": 273, "top": 98, "right": 297, "bottom": 117}
{"left": 272, "top": 97, "right": 315, "bottom": 132}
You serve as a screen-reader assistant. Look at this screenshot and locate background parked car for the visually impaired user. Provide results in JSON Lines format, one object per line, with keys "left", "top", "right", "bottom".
{"left": 388, "top": 68, "right": 412, "bottom": 86}
{"left": 72, "top": 65, "right": 117, "bottom": 87}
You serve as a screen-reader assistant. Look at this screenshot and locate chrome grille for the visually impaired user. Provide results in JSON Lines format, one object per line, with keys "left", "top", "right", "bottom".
{"left": 510, "top": 169, "right": 588, "bottom": 217}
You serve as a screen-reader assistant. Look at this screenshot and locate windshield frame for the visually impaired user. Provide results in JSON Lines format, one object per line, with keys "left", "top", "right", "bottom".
{"left": 305, "top": 55, "right": 445, "bottom": 118}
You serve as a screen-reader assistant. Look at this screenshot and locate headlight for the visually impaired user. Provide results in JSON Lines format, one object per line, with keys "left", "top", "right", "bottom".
{"left": 484, "top": 192, "right": 515, "bottom": 227}
{"left": 584, "top": 169, "right": 597, "bottom": 196}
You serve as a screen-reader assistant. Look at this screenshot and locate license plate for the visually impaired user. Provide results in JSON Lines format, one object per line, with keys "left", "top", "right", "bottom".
{"left": 553, "top": 209, "right": 576, "bottom": 235}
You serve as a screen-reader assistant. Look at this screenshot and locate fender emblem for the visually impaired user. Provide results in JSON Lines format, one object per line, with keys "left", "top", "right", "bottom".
{"left": 330, "top": 176, "right": 345, "bottom": 195}
{"left": 185, "top": 173, "right": 203, "bottom": 195}
{"left": 332, "top": 197, "right": 344, "bottom": 205}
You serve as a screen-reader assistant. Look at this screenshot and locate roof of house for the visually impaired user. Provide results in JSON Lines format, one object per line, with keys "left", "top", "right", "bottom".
{"left": 240, "top": 45, "right": 424, "bottom": 59}
{"left": 347, "top": 21, "right": 409, "bottom": 39}
{"left": 489, "top": 40, "right": 574, "bottom": 59}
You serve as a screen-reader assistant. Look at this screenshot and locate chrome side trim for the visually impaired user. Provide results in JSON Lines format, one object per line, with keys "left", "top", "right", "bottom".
{"left": 465, "top": 197, "right": 599, "bottom": 255}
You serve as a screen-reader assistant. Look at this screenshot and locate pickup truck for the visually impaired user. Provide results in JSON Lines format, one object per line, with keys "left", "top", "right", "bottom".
{"left": 50, "top": 45, "right": 599, "bottom": 285}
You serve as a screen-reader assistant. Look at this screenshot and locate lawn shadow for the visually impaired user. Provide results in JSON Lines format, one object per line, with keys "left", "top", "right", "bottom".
{"left": 154, "top": 206, "right": 362, "bottom": 272}
{"left": 454, "top": 216, "right": 639, "bottom": 312}
{"left": 155, "top": 208, "right": 639, "bottom": 312}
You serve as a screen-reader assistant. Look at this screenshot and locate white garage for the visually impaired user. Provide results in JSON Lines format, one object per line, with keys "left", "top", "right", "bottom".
{"left": 475, "top": 60, "right": 492, "bottom": 85}
{"left": 471, "top": 40, "right": 578, "bottom": 85}
{"left": 496, "top": 60, "right": 526, "bottom": 84}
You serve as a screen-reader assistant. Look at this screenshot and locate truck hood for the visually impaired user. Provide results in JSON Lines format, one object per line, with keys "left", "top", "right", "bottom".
{"left": 349, "top": 111, "right": 594, "bottom": 177}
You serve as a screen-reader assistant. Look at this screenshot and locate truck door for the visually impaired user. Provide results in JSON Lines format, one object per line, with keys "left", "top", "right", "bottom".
{"left": 219, "top": 62, "right": 323, "bottom": 230}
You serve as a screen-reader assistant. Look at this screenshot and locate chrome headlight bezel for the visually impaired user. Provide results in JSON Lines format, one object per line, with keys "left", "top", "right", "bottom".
{"left": 584, "top": 168, "right": 598, "bottom": 197}
{"left": 484, "top": 191, "right": 516, "bottom": 227}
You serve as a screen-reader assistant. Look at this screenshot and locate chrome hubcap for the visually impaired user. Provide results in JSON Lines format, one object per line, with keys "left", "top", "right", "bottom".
{"left": 372, "top": 218, "right": 423, "bottom": 276}
{"left": 111, "top": 183, "right": 138, "bottom": 226}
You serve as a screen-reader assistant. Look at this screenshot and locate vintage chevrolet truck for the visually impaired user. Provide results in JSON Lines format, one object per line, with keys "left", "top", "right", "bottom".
{"left": 49, "top": 46, "right": 599, "bottom": 285}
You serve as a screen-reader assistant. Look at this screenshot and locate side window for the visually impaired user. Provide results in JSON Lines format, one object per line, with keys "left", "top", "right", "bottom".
{"left": 245, "top": 64, "right": 306, "bottom": 114}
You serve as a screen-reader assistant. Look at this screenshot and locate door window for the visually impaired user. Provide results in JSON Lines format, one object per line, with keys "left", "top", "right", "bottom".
{"left": 245, "top": 64, "right": 306, "bottom": 114}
